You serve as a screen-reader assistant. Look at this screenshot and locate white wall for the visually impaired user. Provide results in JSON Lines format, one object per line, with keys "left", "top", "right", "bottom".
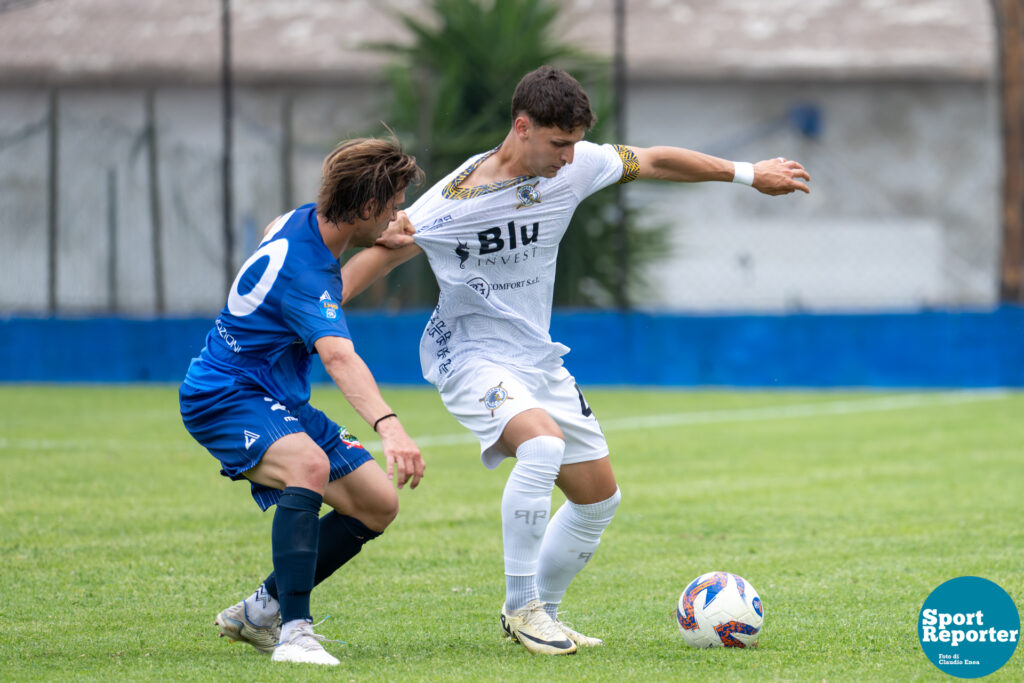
{"left": 0, "top": 78, "right": 1002, "bottom": 314}
{"left": 623, "top": 79, "right": 1001, "bottom": 311}
{"left": 0, "top": 83, "right": 382, "bottom": 314}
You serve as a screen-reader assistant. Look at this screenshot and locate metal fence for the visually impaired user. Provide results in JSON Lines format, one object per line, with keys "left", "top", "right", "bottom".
{"left": 0, "top": 77, "right": 1006, "bottom": 315}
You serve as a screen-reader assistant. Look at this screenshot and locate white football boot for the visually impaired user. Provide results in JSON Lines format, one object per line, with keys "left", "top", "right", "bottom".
{"left": 554, "top": 618, "right": 605, "bottom": 647}
{"left": 271, "top": 621, "right": 340, "bottom": 666}
{"left": 500, "top": 600, "right": 577, "bottom": 655}
{"left": 215, "top": 600, "right": 281, "bottom": 653}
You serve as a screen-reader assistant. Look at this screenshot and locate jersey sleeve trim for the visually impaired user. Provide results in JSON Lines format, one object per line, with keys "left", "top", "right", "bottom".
{"left": 613, "top": 144, "right": 640, "bottom": 184}
{"left": 305, "top": 327, "right": 352, "bottom": 350}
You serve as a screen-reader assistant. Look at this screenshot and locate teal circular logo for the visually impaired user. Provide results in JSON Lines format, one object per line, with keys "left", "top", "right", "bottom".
{"left": 919, "top": 576, "right": 1020, "bottom": 678}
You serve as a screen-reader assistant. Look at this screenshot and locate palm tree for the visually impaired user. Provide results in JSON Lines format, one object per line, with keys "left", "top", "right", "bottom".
{"left": 356, "top": 0, "right": 665, "bottom": 309}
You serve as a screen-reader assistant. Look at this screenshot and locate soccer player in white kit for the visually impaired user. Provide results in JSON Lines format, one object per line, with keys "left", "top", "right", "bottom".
{"left": 341, "top": 66, "right": 810, "bottom": 655}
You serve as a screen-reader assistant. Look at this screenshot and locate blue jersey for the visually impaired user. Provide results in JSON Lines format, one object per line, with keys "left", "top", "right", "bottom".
{"left": 182, "top": 204, "right": 350, "bottom": 408}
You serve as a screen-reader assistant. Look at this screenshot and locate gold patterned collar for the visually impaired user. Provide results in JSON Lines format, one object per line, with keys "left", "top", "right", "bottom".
{"left": 441, "top": 146, "right": 536, "bottom": 200}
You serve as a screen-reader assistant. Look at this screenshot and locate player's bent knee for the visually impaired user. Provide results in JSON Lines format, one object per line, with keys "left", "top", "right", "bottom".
{"left": 606, "top": 486, "right": 622, "bottom": 512}
{"left": 339, "top": 484, "right": 399, "bottom": 532}
{"left": 501, "top": 409, "right": 564, "bottom": 453}
{"left": 372, "top": 488, "right": 400, "bottom": 530}
{"left": 571, "top": 486, "right": 621, "bottom": 527}
{"left": 365, "top": 465, "right": 400, "bottom": 528}
{"left": 287, "top": 447, "right": 331, "bottom": 490}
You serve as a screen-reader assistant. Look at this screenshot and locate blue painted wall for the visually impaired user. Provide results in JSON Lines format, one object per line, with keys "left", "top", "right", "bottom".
{"left": 2, "top": 307, "right": 1022, "bottom": 387}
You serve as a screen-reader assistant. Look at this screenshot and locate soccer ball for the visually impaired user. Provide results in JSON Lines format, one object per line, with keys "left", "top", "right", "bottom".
{"left": 676, "top": 571, "right": 763, "bottom": 648}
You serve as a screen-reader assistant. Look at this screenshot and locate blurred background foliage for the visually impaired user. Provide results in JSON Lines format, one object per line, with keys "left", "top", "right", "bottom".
{"left": 348, "top": 0, "right": 667, "bottom": 309}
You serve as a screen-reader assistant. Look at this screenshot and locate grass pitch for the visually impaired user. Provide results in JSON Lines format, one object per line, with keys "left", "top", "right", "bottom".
{"left": 1, "top": 385, "right": 1022, "bottom": 681}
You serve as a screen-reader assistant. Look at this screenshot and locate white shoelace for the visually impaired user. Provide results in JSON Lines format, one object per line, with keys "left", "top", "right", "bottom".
{"left": 276, "top": 616, "right": 346, "bottom": 648}
{"left": 522, "top": 604, "right": 568, "bottom": 640}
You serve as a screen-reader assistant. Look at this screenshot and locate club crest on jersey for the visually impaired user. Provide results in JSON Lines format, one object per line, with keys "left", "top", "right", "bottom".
{"left": 319, "top": 290, "right": 339, "bottom": 319}
{"left": 515, "top": 181, "right": 541, "bottom": 209}
{"left": 479, "top": 381, "right": 514, "bottom": 417}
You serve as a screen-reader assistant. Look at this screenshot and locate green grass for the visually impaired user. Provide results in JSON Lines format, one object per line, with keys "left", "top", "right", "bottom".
{"left": 1, "top": 385, "right": 1022, "bottom": 681}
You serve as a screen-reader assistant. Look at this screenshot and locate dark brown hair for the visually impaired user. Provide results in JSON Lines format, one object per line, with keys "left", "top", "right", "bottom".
{"left": 317, "top": 137, "right": 422, "bottom": 224}
{"left": 510, "top": 65, "right": 596, "bottom": 132}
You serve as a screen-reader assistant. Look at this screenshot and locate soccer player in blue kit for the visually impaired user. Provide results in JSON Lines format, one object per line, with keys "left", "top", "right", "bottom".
{"left": 179, "top": 137, "right": 425, "bottom": 666}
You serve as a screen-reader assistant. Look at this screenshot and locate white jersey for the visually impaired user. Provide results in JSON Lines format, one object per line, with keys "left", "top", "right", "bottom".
{"left": 409, "top": 140, "right": 637, "bottom": 389}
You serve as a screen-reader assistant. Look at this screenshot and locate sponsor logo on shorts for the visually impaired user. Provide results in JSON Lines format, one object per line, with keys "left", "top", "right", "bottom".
{"left": 339, "top": 426, "right": 365, "bottom": 449}
{"left": 264, "top": 397, "right": 287, "bottom": 412}
{"left": 243, "top": 430, "right": 260, "bottom": 449}
{"left": 479, "top": 381, "right": 514, "bottom": 417}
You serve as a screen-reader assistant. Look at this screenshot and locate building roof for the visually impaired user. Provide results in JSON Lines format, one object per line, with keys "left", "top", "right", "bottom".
{"left": 0, "top": 0, "right": 995, "bottom": 86}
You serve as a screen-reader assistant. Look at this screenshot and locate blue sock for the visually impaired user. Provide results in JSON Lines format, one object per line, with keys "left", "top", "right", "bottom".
{"left": 263, "top": 511, "right": 381, "bottom": 602}
{"left": 272, "top": 487, "right": 322, "bottom": 624}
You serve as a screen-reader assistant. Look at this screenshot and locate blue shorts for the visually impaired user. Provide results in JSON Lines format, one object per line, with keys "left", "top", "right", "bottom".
{"left": 179, "top": 382, "right": 373, "bottom": 510}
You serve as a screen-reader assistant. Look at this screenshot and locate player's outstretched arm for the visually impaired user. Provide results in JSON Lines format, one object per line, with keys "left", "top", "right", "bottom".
{"left": 627, "top": 145, "right": 810, "bottom": 195}
{"left": 314, "top": 335, "right": 425, "bottom": 489}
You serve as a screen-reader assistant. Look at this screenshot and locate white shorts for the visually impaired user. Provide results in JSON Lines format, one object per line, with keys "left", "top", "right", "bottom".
{"left": 438, "top": 359, "right": 609, "bottom": 469}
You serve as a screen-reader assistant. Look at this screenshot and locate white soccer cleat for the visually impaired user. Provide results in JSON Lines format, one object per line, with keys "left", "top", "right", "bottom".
{"left": 554, "top": 619, "right": 604, "bottom": 647}
{"left": 215, "top": 600, "right": 281, "bottom": 654}
{"left": 271, "top": 621, "right": 340, "bottom": 666}
{"left": 500, "top": 600, "right": 577, "bottom": 655}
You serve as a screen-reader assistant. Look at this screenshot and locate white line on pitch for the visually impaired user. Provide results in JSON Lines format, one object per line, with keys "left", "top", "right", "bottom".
{"left": 0, "top": 390, "right": 1010, "bottom": 453}
{"left": 598, "top": 390, "right": 1011, "bottom": 431}
{"left": 376, "top": 390, "right": 1013, "bottom": 450}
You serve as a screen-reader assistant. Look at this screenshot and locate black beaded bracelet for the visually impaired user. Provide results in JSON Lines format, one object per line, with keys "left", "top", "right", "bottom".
{"left": 373, "top": 412, "right": 397, "bottom": 432}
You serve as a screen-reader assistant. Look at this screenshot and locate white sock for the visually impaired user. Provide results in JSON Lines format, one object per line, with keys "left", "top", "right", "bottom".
{"left": 245, "top": 583, "right": 280, "bottom": 627}
{"left": 537, "top": 487, "right": 621, "bottom": 613}
{"left": 280, "top": 618, "right": 310, "bottom": 643}
{"left": 502, "top": 435, "right": 565, "bottom": 611}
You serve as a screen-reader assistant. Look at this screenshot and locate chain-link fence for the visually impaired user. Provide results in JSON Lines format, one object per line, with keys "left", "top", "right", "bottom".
{"left": 0, "top": 76, "right": 1004, "bottom": 316}
{"left": 0, "top": 83, "right": 384, "bottom": 314}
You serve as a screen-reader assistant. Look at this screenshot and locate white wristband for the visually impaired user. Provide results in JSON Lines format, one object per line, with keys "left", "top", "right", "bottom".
{"left": 732, "top": 161, "right": 754, "bottom": 186}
